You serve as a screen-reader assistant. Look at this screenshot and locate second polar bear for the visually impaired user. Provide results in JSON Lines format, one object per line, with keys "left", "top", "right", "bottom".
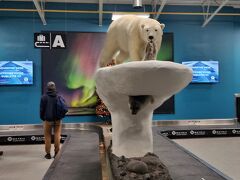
{"left": 99, "top": 15, "right": 165, "bottom": 67}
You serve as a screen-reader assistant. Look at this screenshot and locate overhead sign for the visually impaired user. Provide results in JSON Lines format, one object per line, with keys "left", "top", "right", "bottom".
{"left": 34, "top": 33, "right": 66, "bottom": 49}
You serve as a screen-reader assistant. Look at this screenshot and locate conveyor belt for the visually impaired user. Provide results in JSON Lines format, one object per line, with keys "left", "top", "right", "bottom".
{"left": 0, "top": 124, "right": 104, "bottom": 180}
{"left": 153, "top": 127, "right": 230, "bottom": 180}
{"left": 0, "top": 123, "right": 235, "bottom": 180}
{"left": 43, "top": 130, "right": 102, "bottom": 180}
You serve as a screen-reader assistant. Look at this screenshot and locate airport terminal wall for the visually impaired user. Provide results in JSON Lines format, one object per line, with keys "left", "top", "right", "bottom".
{"left": 0, "top": 2, "right": 240, "bottom": 125}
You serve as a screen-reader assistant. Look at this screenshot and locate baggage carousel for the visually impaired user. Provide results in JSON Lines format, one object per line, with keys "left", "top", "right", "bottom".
{"left": 0, "top": 122, "right": 236, "bottom": 180}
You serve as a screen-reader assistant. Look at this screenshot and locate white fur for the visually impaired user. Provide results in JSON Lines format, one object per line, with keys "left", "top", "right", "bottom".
{"left": 95, "top": 61, "right": 193, "bottom": 157}
{"left": 99, "top": 15, "right": 165, "bottom": 67}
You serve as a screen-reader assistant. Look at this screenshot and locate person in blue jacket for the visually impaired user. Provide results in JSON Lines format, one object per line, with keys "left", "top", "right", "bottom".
{"left": 40, "top": 81, "right": 62, "bottom": 159}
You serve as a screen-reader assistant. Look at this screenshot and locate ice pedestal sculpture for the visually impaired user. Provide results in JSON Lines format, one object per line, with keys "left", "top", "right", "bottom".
{"left": 95, "top": 60, "right": 192, "bottom": 158}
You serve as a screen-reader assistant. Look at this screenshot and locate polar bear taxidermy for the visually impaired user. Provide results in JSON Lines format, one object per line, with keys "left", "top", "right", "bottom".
{"left": 99, "top": 15, "right": 165, "bottom": 67}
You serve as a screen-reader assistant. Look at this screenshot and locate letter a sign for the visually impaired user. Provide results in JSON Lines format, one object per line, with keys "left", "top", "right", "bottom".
{"left": 52, "top": 35, "right": 65, "bottom": 48}
{"left": 34, "top": 32, "right": 66, "bottom": 49}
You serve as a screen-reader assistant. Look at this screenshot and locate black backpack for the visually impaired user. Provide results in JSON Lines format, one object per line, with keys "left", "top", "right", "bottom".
{"left": 56, "top": 95, "right": 68, "bottom": 119}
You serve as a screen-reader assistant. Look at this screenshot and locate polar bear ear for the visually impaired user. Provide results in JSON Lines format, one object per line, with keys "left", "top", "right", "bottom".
{"left": 141, "top": 24, "right": 145, "bottom": 29}
{"left": 160, "top": 23, "right": 165, "bottom": 30}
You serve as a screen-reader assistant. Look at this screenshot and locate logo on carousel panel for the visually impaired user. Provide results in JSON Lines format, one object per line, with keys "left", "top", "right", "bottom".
{"left": 7, "top": 137, "right": 26, "bottom": 142}
{"left": 190, "top": 130, "right": 206, "bottom": 136}
{"left": 232, "top": 129, "right": 240, "bottom": 134}
{"left": 171, "top": 131, "right": 187, "bottom": 136}
{"left": 61, "top": 136, "right": 67, "bottom": 141}
{"left": 212, "top": 129, "right": 227, "bottom": 135}
{"left": 33, "top": 136, "right": 44, "bottom": 141}
{"left": 31, "top": 136, "right": 36, "bottom": 141}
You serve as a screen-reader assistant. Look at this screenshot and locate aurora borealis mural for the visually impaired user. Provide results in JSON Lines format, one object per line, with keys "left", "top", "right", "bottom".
{"left": 42, "top": 32, "right": 174, "bottom": 115}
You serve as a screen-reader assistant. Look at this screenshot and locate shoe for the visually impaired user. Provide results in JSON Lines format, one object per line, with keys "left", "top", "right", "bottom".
{"left": 45, "top": 153, "right": 51, "bottom": 159}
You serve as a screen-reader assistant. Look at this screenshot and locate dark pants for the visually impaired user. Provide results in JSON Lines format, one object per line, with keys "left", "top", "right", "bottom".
{"left": 44, "top": 120, "right": 62, "bottom": 154}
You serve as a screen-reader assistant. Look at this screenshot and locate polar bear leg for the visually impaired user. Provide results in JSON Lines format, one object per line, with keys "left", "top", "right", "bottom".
{"left": 99, "top": 39, "right": 118, "bottom": 67}
{"left": 115, "top": 51, "right": 129, "bottom": 65}
{"left": 128, "top": 40, "right": 145, "bottom": 61}
{"left": 129, "top": 49, "right": 144, "bottom": 61}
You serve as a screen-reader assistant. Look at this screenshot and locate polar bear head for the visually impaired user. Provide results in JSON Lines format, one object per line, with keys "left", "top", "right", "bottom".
{"left": 140, "top": 19, "right": 165, "bottom": 44}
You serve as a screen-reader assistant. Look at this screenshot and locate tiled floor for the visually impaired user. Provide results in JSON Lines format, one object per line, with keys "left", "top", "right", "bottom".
{"left": 0, "top": 145, "right": 53, "bottom": 180}
{"left": 174, "top": 137, "right": 240, "bottom": 180}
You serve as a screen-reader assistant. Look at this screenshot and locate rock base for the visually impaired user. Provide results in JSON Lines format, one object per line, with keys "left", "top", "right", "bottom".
{"left": 108, "top": 145, "right": 172, "bottom": 180}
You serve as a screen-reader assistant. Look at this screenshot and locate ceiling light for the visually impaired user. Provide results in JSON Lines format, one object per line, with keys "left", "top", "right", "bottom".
{"left": 133, "top": 0, "right": 142, "bottom": 9}
{"left": 112, "top": 13, "right": 150, "bottom": 21}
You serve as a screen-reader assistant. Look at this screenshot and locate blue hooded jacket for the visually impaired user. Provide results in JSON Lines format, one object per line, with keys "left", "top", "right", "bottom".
{"left": 40, "top": 89, "right": 58, "bottom": 121}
